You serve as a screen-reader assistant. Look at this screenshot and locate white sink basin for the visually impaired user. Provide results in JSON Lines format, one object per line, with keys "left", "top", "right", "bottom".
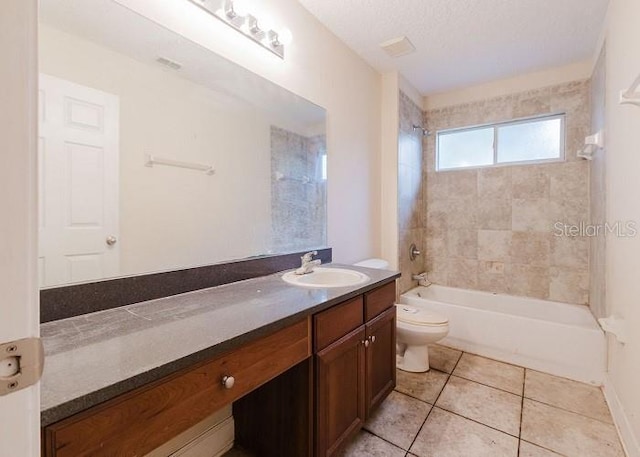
{"left": 282, "top": 267, "right": 370, "bottom": 288}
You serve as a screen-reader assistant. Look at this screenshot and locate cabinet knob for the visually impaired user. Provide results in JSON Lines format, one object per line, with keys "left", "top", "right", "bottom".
{"left": 221, "top": 375, "right": 235, "bottom": 389}
{"left": 363, "top": 340, "right": 370, "bottom": 348}
{"left": 370, "top": 335, "right": 376, "bottom": 344}
{"left": 106, "top": 235, "right": 117, "bottom": 246}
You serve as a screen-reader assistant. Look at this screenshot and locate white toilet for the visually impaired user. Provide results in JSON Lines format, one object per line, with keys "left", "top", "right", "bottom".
{"left": 395, "top": 304, "right": 449, "bottom": 372}
{"left": 352, "top": 258, "right": 450, "bottom": 373}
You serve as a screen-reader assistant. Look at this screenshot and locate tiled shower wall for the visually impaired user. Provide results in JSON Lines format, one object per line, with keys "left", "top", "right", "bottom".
{"left": 271, "top": 126, "right": 327, "bottom": 252}
{"left": 423, "top": 81, "right": 591, "bottom": 305}
{"left": 398, "top": 91, "right": 426, "bottom": 293}
{"left": 589, "top": 47, "right": 607, "bottom": 317}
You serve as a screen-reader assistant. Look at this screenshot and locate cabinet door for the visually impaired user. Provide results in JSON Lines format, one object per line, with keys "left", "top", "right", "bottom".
{"left": 315, "top": 327, "right": 366, "bottom": 457}
{"left": 365, "top": 306, "right": 396, "bottom": 416}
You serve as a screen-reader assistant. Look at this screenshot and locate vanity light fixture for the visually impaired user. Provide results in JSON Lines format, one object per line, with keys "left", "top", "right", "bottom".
{"left": 188, "top": 0, "right": 291, "bottom": 59}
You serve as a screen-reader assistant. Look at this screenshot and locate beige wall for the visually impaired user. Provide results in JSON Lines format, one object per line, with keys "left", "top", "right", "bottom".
{"left": 114, "top": 0, "right": 382, "bottom": 264}
{"left": 425, "top": 60, "right": 593, "bottom": 110}
{"left": 398, "top": 91, "right": 426, "bottom": 293}
{"left": 380, "top": 72, "right": 400, "bottom": 270}
{"left": 601, "top": 0, "right": 640, "bottom": 454}
{"left": 423, "top": 81, "right": 591, "bottom": 304}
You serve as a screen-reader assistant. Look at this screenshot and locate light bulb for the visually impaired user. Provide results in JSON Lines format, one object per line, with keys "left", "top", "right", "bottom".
{"left": 278, "top": 28, "right": 293, "bottom": 46}
{"left": 258, "top": 15, "right": 275, "bottom": 33}
{"left": 232, "top": 0, "right": 249, "bottom": 16}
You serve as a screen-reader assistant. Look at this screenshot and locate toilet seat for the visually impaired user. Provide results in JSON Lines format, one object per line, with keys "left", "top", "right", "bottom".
{"left": 396, "top": 304, "right": 448, "bottom": 327}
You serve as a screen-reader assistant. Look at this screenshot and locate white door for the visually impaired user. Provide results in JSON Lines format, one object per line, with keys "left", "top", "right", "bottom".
{"left": 0, "top": 1, "right": 40, "bottom": 456}
{"left": 38, "top": 74, "right": 120, "bottom": 287}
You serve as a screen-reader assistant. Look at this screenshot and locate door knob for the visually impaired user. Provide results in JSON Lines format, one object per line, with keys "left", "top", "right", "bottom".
{"left": 363, "top": 340, "right": 370, "bottom": 348}
{"left": 370, "top": 335, "right": 376, "bottom": 344}
{"left": 106, "top": 235, "right": 117, "bottom": 246}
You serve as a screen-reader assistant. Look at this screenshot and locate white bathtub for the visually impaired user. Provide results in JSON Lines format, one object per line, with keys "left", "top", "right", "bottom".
{"left": 400, "top": 285, "right": 606, "bottom": 385}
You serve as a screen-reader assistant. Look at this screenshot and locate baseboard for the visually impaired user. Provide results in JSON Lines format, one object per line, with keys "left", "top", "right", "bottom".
{"left": 603, "top": 374, "right": 640, "bottom": 457}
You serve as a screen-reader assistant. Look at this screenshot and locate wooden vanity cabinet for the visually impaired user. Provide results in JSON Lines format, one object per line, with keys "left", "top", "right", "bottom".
{"left": 314, "top": 281, "right": 397, "bottom": 457}
{"left": 365, "top": 305, "right": 396, "bottom": 414}
{"left": 42, "top": 319, "right": 311, "bottom": 457}
{"left": 41, "top": 280, "right": 397, "bottom": 457}
{"left": 315, "top": 327, "right": 367, "bottom": 457}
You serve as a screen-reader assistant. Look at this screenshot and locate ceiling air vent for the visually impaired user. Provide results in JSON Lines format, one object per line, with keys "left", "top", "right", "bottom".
{"left": 380, "top": 36, "right": 415, "bottom": 58}
{"left": 156, "top": 56, "right": 182, "bottom": 70}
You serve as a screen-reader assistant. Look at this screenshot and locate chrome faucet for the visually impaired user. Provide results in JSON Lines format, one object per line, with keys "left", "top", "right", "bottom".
{"left": 295, "top": 251, "right": 321, "bottom": 275}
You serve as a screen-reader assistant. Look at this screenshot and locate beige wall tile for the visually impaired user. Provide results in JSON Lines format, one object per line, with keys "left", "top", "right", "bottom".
{"left": 478, "top": 198, "right": 512, "bottom": 230}
{"left": 512, "top": 199, "right": 552, "bottom": 232}
{"left": 426, "top": 256, "right": 449, "bottom": 285}
{"left": 550, "top": 162, "right": 589, "bottom": 201}
{"left": 550, "top": 235, "right": 589, "bottom": 269}
{"left": 510, "top": 232, "right": 551, "bottom": 267}
{"left": 447, "top": 229, "right": 478, "bottom": 259}
{"left": 549, "top": 267, "right": 589, "bottom": 304}
{"left": 421, "top": 80, "right": 590, "bottom": 302}
{"left": 479, "top": 167, "right": 512, "bottom": 199}
{"left": 478, "top": 269, "right": 509, "bottom": 294}
{"left": 478, "top": 230, "right": 512, "bottom": 261}
{"left": 425, "top": 170, "right": 448, "bottom": 200}
{"left": 447, "top": 197, "right": 478, "bottom": 229}
{"left": 510, "top": 264, "right": 550, "bottom": 300}
{"left": 447, "top": 258, "right": 479, "bottom": 289}
{"left": 427, "top": 210, "right": 447, "bottom": 238}
{"left": 548, "top": 198, "right": 589, "bottom": 228}
{"left": 512, "top": 165, "right": 550, "bottom": 199}
{"left": 446, "top": 170, "right": 478, "bottom": 197}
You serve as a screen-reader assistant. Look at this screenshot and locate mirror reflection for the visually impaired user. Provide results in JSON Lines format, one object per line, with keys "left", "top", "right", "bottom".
{"left": 38, "top": 0, "right": 327, "bottom": 288}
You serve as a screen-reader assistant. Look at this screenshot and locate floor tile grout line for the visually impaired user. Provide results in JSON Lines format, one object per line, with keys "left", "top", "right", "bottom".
{"left": 456, "top": 349, "right": 529, "bottom": 370}
{"left": 519, "top": 438, "right": 571, "bottom": 457}
{"left": 517, "top": 370, "right": 526, "bottom": 457}
{"left": 434, "top": 404, "right": 521, "bottom": 439}
{"left": 445, "top": 346, "right": 617, "bottom": 426}
{"left": 523, "top": 397, "right": 618, "bottom": 426}
{"left": 404, "top": 350, "right": 464, "bottom": 455}
{"left": 449, "top": 372, "right": 524, "bottom": 397}
{"left": 359, "top": 429, "right": 407, "bottom": 454}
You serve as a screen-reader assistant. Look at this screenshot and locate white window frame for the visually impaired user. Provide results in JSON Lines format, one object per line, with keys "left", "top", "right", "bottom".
{"left": 435, "top": 113, "right": 566, "bottom": 172}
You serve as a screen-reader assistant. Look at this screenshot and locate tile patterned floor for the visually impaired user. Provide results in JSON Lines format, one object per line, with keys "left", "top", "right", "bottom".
{"left": 342, "top": 345, "right": 625, "bottom": 457}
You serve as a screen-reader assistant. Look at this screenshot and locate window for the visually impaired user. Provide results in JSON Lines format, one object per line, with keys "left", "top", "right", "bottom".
{"left": 436, "top": 114, "right": 565, "bottom": 171}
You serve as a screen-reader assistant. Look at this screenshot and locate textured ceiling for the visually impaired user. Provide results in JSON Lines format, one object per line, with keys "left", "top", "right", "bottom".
{"left": 298, "top": 0, "right": 609, "bottom": 95}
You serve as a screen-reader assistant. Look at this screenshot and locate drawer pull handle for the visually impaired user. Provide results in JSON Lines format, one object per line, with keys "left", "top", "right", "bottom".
{"left": 221, "top": 375, "right": 235, "bottom": 389}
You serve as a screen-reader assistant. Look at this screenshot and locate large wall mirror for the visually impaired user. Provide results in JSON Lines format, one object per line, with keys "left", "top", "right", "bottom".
{"left": 38, "top": 0, "right": 327, "bottom": 288}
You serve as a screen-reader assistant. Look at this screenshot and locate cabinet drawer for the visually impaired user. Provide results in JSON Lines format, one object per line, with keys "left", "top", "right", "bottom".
{"left": 43, "top": 318, "right": 311, "bottom": 457}
{"left": 314, "top": 296, "right": 364, "bottom": 351}
{"left": 364, "top": 282, "right": 396, "bottom": 321}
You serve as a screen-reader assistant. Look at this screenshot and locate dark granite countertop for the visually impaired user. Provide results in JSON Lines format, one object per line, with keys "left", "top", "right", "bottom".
{"left": 40, "top": 264, "right": 399, "bottom": 426}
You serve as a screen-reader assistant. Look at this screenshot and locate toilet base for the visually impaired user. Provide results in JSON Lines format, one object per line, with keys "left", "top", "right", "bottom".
{"left": 396, "top": 343, "right": 430, "bottom": 373}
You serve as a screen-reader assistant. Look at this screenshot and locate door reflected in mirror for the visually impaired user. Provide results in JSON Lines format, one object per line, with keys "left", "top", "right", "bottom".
{"left": 38, "top": 0, "right": 327, "bottom": 288}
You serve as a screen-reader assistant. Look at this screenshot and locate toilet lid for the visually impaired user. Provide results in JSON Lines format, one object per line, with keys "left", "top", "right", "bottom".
{"left": 395, "top": 304, "right": 448, "bottom": 326}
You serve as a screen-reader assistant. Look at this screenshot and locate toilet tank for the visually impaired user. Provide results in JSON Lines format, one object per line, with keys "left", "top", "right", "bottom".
{"left": 353, "top": 258, "right": 390, "bottom": 270}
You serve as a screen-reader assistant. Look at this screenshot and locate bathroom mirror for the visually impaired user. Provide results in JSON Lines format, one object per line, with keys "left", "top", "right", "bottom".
{"left": 38, "top": 0, "right": 327, "bottom": 288}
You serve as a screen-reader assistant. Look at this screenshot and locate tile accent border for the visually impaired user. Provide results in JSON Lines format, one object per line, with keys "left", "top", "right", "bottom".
{"left": 40, "top": 248, "right": 332, "bottom": 323}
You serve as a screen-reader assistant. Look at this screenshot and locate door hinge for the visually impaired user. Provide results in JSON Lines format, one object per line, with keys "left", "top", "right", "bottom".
{"left": 0, "top": 337, "right": 44, "bottom": 396}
